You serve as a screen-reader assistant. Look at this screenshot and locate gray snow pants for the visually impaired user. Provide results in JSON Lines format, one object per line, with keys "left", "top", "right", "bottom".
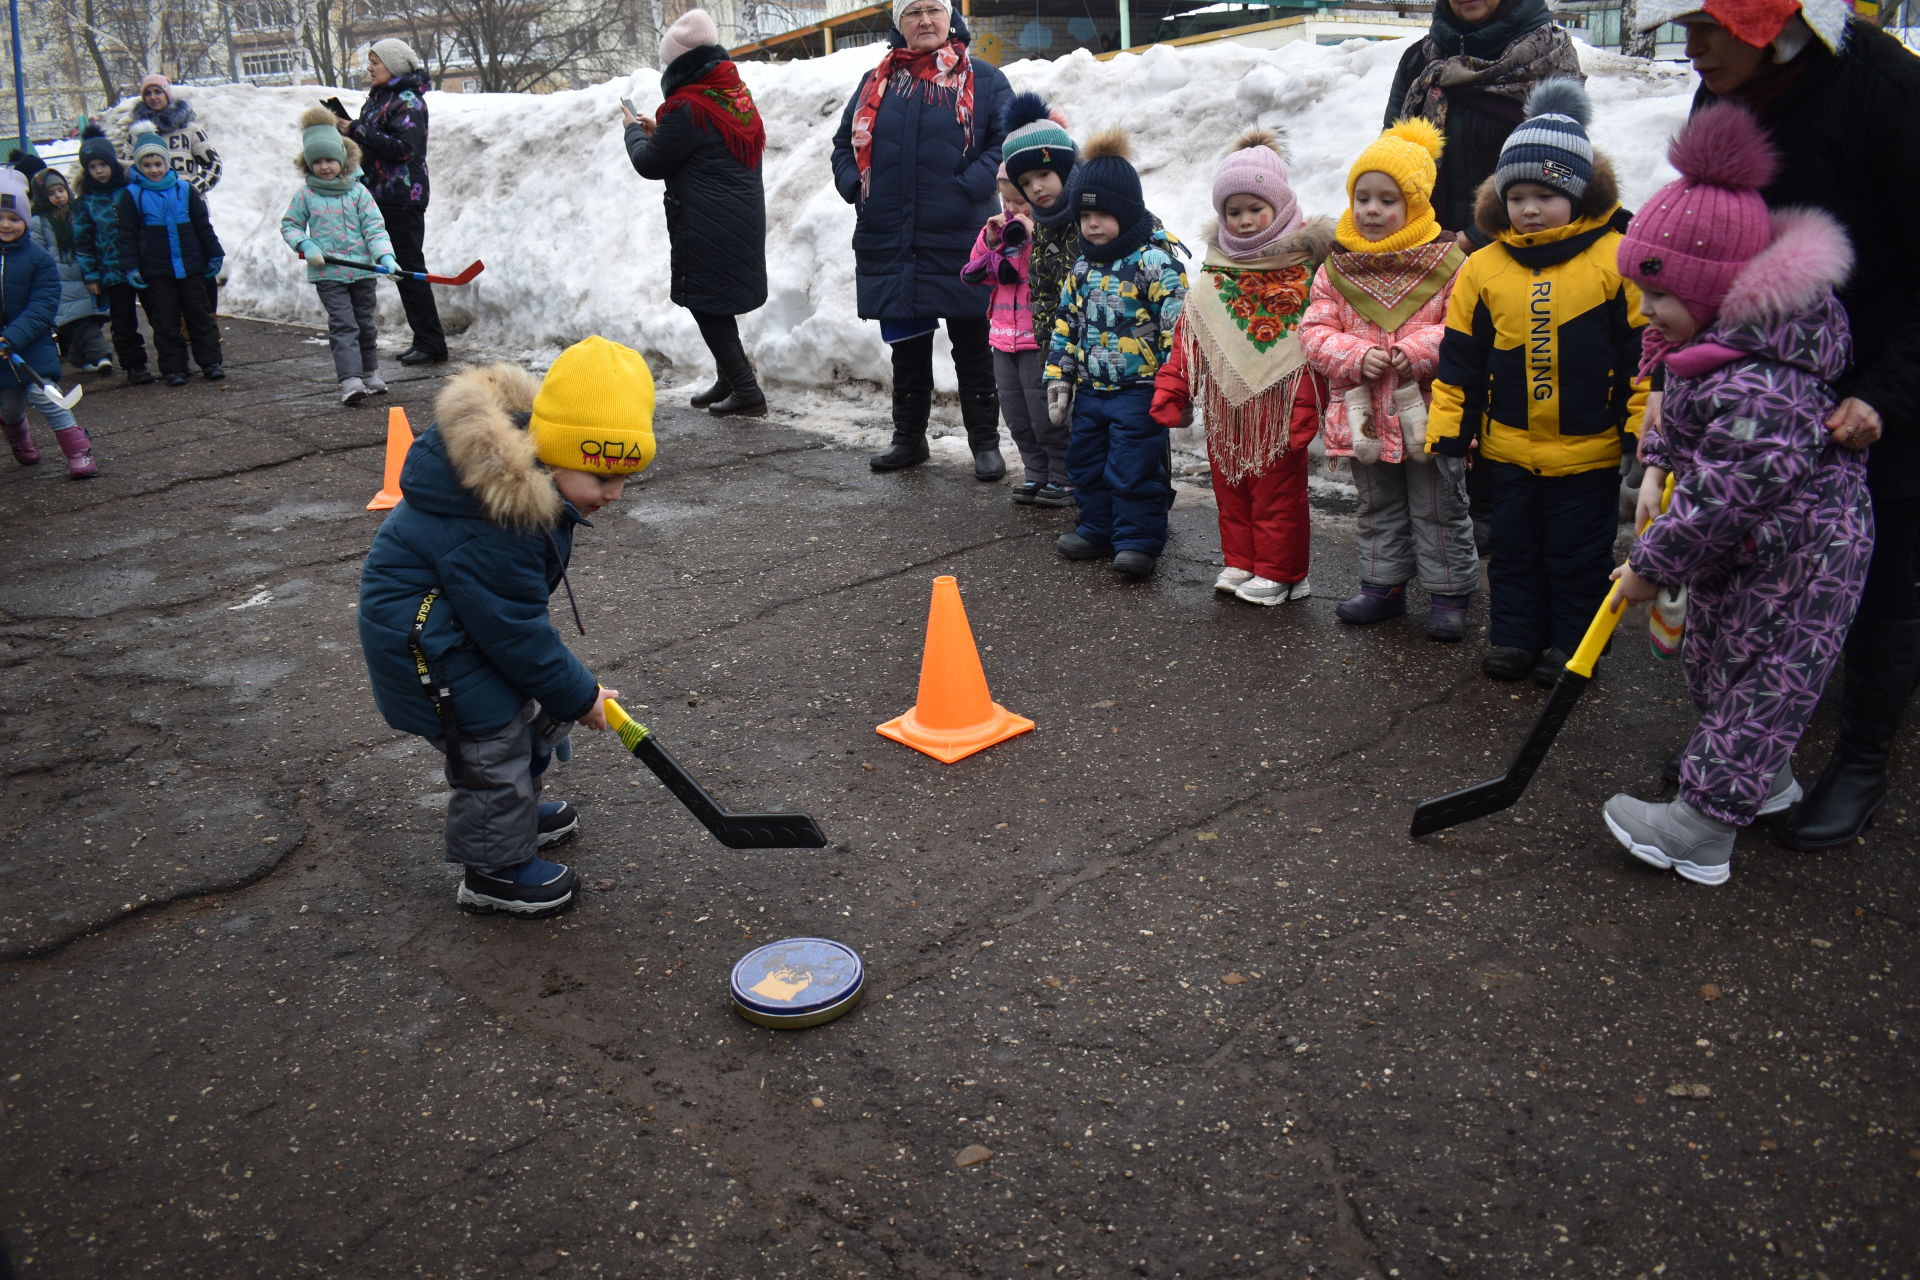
{"left": 315, "top": 279, "right": 379, "bottom": 383}
{"left": 994, "top": 349, "right": 1070, "bottom": 486}
{"left": 427, "top": 700, "right": 571, "bottom": 871}
{"left": 1351, "top": 454, "right": 1478, "bottom": 597}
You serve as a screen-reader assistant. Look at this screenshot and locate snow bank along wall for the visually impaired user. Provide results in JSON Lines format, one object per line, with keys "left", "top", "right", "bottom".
{"left": 193, "top": 38, "right": 1697, "bottom": 393}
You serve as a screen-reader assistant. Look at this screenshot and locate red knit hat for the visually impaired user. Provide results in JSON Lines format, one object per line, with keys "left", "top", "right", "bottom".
{"left": 1616, "top": 104, "right": 1778, "bottom": 325}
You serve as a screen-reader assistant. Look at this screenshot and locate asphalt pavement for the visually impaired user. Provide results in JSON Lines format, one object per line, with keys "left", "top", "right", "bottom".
{"left": 2, "top": 317, "right": 1915, "bottom": 1278}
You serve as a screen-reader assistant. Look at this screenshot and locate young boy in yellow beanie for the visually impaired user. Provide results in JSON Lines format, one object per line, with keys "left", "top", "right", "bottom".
{"left": 358, "top": 336, "right": 655, "bottom": 917}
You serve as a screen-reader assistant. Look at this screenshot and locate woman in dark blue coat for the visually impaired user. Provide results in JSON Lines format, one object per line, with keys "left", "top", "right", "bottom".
{"left": 831, "top": 0, "right": 1011, "bottom": 477}
{"left": 627, "top": 9, "right": 770, "bottom": 418}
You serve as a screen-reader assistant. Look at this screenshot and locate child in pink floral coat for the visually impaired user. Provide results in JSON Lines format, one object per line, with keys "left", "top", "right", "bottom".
{"left": 1300, "top": 118, "right": 1475, "bottom": 641}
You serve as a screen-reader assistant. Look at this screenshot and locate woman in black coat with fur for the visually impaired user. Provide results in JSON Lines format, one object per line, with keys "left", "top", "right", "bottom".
{"left": 626, "top": 9, "right": 770, "bottom": 417}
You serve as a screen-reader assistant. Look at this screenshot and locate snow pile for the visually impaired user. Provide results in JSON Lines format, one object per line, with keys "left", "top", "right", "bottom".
{"left": 190, "top": 38, "right": 1695, "bottom": 396}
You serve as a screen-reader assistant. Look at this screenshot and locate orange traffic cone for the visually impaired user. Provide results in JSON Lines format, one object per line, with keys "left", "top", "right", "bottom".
{"left": 367, "top": 406, "right": 413, "bottom": 511}
{"left": 878, "top": 575, "right": 1034, "bottom": 763}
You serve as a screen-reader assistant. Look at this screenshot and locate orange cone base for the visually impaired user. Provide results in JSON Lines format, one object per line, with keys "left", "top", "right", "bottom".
{"left": 877, "top": 703, "right": 1033, "bottom": 764}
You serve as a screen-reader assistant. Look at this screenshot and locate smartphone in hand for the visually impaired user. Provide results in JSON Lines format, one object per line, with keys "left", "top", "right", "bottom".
{"left": 620, "top": 96, "right": 638, "bottom": 117}
{"left": 323, "top": 96, "right": 349, "bottom": 119}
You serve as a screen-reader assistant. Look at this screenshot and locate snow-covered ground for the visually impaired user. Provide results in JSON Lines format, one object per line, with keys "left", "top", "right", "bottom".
{"left": 178, "top": 37, "right": 1694, "bottom": 457}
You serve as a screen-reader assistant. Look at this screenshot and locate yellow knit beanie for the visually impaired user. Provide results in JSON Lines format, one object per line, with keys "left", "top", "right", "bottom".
{"left": 1336, "top": 118, "right": 1446, "bottom": 254}
{"left": 528, "top": 336, "right": 657, "bottom": 475}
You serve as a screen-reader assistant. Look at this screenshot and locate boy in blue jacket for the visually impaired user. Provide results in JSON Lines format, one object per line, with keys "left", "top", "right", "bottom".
{"left": 357, "top": 338, "right": 655, "bottom": 918}
{"left": 1045, "top": 127, "right": 1187, "bottom": 580}
{"left": 0, "top": 169, "right": 98, "bottom": 476}
{"left": 118, "top": 129, "right": 224, "bottom": 386}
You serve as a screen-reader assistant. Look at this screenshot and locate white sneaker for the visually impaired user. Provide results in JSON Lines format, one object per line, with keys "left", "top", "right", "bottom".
{"left": 363, "top": 373, "right": 389, "bottom": 395}
{"left": 1285, "top": 577, "right": 1311, "bottom": 601}
{"left": 340, "top": 377, "right": 369, "bottom": 406}
{"left": 1214, "top": 567, "right": 1254, "bottom": 593}
{"left": 1755, "top": 760, "right": 1802, "bottom": 817}
{"left": 87, "top": 358, "right": 113, "bottom": 374}
{"left": 1234, "top": 576, "right": 1288, "bottom": 605}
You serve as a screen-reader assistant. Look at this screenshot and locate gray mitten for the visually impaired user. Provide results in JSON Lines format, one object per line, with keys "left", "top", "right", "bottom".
{"left": 1047, "top": 381, "right": 1073, "bottom": 426}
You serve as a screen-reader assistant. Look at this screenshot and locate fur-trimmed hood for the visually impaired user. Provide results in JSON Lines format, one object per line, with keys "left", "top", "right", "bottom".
{"left": 1201, "top": 214, "right": 1336, "bottom": 270}
{"left": 1473, "top": 153, "right": 1620, "bottom": 237}
{"left": 1718, "top": 206, "right": 1852, "bottom": 329}
{"left": 406, "top": 364, "right": 564, "bottom": 535}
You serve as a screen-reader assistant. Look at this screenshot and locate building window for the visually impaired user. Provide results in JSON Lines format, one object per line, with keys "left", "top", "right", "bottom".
{"left": 242, "top": 51, "right": 300, "bottom": 78}
{"left": 233, "top": 1, "right": 298, "bottom": 31}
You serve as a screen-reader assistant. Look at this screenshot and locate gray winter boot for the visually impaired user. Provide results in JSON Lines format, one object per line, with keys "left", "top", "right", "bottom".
{"left": 1603, "top": 795, "right": 1736, "bottom": 886}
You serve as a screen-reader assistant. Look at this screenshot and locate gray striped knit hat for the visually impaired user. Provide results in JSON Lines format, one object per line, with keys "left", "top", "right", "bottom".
{"left": 1493, "top": 79, "right": 1594, "bottom": 203}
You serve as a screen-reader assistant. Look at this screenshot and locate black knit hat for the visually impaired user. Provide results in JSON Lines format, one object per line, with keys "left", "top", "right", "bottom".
{"left": 79, "top": 124, "right": 117, "bottom": 168}
{"left": 1067, "top": 127, "right": 1151, "bottom": 261}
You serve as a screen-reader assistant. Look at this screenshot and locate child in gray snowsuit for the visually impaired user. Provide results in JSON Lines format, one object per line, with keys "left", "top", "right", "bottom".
{"left": 1602, "top": 105, "right": 1871, "bottom": 886}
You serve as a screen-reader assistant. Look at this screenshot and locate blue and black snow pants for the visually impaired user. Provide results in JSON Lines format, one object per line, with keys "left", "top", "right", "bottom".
{"left": 1067, "top": 384, "right": 1171, "bottom": 556}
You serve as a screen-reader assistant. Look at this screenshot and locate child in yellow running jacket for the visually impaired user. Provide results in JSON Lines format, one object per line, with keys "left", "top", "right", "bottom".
{"left": 1426, "top": 80, "right": 1647, "bottom": 686}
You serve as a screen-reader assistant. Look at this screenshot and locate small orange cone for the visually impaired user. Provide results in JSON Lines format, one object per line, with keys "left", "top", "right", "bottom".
{"left": 878, "top": 575, "right": 1034, "bottom": 763}
{"left": 367, "top": 406, "right": 413, "bottom": 511}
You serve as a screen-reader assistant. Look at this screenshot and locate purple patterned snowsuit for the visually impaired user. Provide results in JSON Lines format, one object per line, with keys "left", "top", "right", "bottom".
{"left": 1632, "top": 293, "right": 1872, "bottom": 826}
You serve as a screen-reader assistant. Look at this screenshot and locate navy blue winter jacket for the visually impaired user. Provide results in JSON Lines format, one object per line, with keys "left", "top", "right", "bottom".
{"left": 116, "top": 172, "right": 223, "bottom": 280}
{"left": 358, "top": 365, "right": 600, "bottom": 740}
{"left": 830, "top": 17, "right": 1010, "bottom": 321}
{"left": 0, "top": 234, "right": 63, "bottom": 387}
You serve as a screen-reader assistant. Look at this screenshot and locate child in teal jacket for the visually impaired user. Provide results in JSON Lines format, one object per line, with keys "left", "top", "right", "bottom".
{"left": 282, "top": 105, "right": 396, "bottom": 406}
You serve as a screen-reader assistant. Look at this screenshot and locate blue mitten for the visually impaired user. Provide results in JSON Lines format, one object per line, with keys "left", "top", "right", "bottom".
{"left": 376, "top": 254, "right": 399, "bottom": 274}
{"left": 128, "top": 270, "right": 147, "bottom": 290}
{"left": 204, "top": 256, "right": 223, "bottom": 278}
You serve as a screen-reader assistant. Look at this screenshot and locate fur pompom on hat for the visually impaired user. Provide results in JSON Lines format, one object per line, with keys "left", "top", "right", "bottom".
{"left": 1617, "top": 103, "right": 1785, "bottom": 325}
{"left": 529, "top": 337, "right": 658, "bottom": 477}
{"left": 370, "top": 38, "right": 421, "bottom": 76}
{"left": 999, "top": 92, "right": 1075, "bottom": 186}
{"left": 659, "top": 8, "right": 721, "bottom": 68}
{"left": 8, "top": 148, "right": 45, "bottom": 178}
{"left": 298, "top": 103, "right": 349, "bottom": 167}
{"left": 1494, "top": 79, "right": 1595, "bottom": 202}
{"left": 1338, "top": 117, "right": 1444, "bottom": 253}
{"left": 1213, "top": 128, "right": 1303, "bottom": 258}
{"left": 79, "top": 123, "right": 117, "bottom": 168}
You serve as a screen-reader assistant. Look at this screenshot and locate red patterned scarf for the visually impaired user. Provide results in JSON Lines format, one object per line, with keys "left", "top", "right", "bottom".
{"left": 663, "top": 58, "right": 767, "bottom": 170}
{"left": 851, "top": 37, "right": 975, "bottom": 200}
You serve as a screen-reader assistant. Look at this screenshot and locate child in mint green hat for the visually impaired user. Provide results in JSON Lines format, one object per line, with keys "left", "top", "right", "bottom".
{"left": 281, "top": 104, "right": 397, "bottom": 406}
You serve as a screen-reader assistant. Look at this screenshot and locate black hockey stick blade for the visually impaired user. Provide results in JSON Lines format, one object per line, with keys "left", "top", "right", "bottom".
{"left": 1409, "top": 669, "right": 1593, "bottom": 837}
{"left": 1409, "top": 582, "right": 1632, "bottom": 838}
{"left": 605, "top": 699, "right": 827, "bottom": 849}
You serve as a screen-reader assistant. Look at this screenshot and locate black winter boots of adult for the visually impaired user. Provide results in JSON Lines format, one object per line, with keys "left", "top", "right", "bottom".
{"left": 706, "top": 344, "right": 767, "bottom": 418}
{"left": 1780, "top": 617, "right": 1920, "bottom": 850}
{"left": 871, "top": 389, "right": 932, "bottom": 471}
{"left": 960, "top": 388, "right": 1006, "bottom": 482}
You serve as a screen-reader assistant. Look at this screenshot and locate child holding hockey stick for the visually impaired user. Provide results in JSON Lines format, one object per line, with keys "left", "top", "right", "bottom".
{"left": 1601, "top": 105, "right": 1871, "bottom": 886}
{"left": 358, "top": 338, "right": 655, "bottom": 919}
{"left": 0, "top": 169, "right": 99, "bottom": 476}
{"left": 282, "top": 104, "right": 397, "bottom": 406}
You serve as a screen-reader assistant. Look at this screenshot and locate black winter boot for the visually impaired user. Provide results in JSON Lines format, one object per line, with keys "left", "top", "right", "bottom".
{"left": 689, "top": 376, "right": 730, "bottom": 408}
{"left": 707, "top": 342, "right": 767, "bottom": 418}
{"left": 871, "top": 389, "right": 931, "bottom": 472}
{"left": 960, "top": 389, "right": 1006, "bottom": 481}
{"left": 1780, "top": 618, "right": 1920, "bottom": 850}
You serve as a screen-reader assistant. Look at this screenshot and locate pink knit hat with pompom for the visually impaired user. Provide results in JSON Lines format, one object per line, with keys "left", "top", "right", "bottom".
{"left": 1212, "top": 128, "right": 1303, "bottom": 259}
{"left": 1617, "top": 103, "right": 1778, "bottom": 325}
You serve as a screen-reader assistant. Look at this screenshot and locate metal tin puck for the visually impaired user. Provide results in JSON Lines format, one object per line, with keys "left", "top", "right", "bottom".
{"left": 730, "top": 937, "right": 864, "bottom": 1030}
